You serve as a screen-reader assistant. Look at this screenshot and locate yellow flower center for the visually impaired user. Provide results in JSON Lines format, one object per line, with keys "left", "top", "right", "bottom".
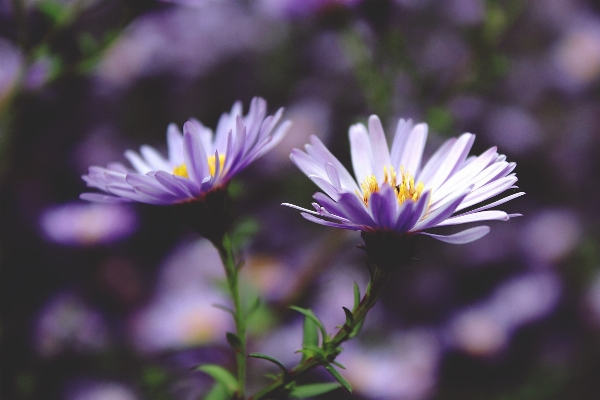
{"left": 359, "top": 166, "right": 424, "bottom": 206}
{"left": 208, "top": 155, "right": 226, "bottom": 177}
{"left": 172, "top": 163, "right": 189, "bottom": 178}
{"left": 172, "top": 155, "right": 226, "bottom": 178}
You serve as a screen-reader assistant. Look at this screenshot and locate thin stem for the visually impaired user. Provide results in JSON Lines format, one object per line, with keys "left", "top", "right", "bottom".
{"left": 215, "top": 235, "right": 247, "bottom": 400}
{"left": 249, "top": 266, "right": 393, "bottom": 400}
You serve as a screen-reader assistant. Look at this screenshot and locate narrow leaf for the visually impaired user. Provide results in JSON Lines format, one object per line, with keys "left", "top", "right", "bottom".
{"left": 302, "top": 314, "right": 319, "bottom": 361}
{"left": 196, "top": 364, "right": 238, "bottom": 394}
{"left": 204, "top": 382, "right": 232, "bottom": 400}
{"left": 226, "top": 332, "right": 242, "bottom": 351}
{"left": 212, "top": 304, "right": 235, "bottom": 316}
{"left": 248, "top": 296, "right": 261, "bottom": 316}
{"left": 353, "top": 282, "right": 361, "bottom": 312}
{"left": 323, "top": 363, "right": 352, "bottom": 393}
{"left": 331, "top": 360, "right": 346, "bottom": 369}
{"left": 289, "top": 306, "right": 327, "bottom": 342}
{"left": 289, "top": 382, "right": 342, "bottom": 398}
{"left": 342, "top": 307, "right": 355, "bottom": 327}
{"left": 349, "top": 318, "right": 365, "bottom": 339}
{"left": 248, "top": 353, "right": 288, "bottom": 376}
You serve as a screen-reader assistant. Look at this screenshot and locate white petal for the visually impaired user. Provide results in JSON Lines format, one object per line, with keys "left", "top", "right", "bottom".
{"left": 430, "top": 147, "right": 498, "bottom": 205}
{"left": 436, "top": 210, "right": 509, "bottom": 227}
{"left": 140, "top": 145, "right": 170, "bottom": 171}
{"left": 125, "top": 150, "right": 152, "bottom": 174}
{"left": 426, "top": 133, "right": 475, "bottom": 191}
{"left": 417, "top": 137, "right": 456, "bottom": 184}
{"left": 167, "top": 123, "right": 184, "bottom": 165}
{"left": 460, "top": 192, "right": 525, "bottom": 215}
{"left": 390, "top": 119, "right": 413, "bottom": 167}
{"left": 421, "top": 225, "right": 490, "bottom": 244}
{"left": 399, "top": 123, "right": 428, "bottom": 176}
{"left": 183, "top": 125, "right": 209, "bottom": 185}
{"left": 368, "top": 115, "right": 392, "bottom": 181}
{"left": 456, "top": 176, "right": 518, "bottom": 211}
{"left": 349, "top": 123, "right": 373, "bottom": 186}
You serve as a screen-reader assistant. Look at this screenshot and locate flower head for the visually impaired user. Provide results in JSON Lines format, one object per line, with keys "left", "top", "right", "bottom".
{"left": 284, "top": 115, "right": 523, "bottom": 244}
{"left": 81, "top": 97, "right": 291, "bottom": 205}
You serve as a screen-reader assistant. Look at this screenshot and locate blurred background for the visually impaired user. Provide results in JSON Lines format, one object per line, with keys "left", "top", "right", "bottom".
{"left": 1, "top": 0, "right": 600, "bottom": 399}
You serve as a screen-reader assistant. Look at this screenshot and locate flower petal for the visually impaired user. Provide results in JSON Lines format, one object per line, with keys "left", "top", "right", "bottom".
{"left": 369, "top": 185, "right": 396, "bottom": 229}
{"left": 426, "top": 133, "right": 475, "bottom": 191}
{"left": 349, "top": 123, "right": 373, "bottom": 186}
{"left": 79, "top": 193, "right": 131, "bottom": 203}
{"left": 183, "top": 122, "right": 209, "bottom": 185}
{"left": 125, "top": 150, "right": 152, "bottom": 174}
{"left": 421, "top": 225, "right": 490, "bottom": 244}
{"left": 414, "top": 189, "right": 470, "bottom": 231}
{"left": 436, "top": 210, "right": 509, "bottom": 227}
{"left": 368, "top": 115, "right": 392, "bottom": 181}
{"left": 399, "top": 122, "right": 428, "bottom": 176}
{"left": 140, "top": 145, "right": 170, "bottom": 171}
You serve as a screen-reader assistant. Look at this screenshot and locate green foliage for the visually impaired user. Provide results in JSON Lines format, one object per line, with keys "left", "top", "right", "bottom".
{"left": 290, "top": 306, "right": 327, "bottom": 343}
{"left": 289, "top": 382, "right": 342, "bottom": 398}
{"left": 352, "top": 282, "right": 361, "bottom": 312}
{"left": 226, "top": 332, "right": 242, "bottom": 352}
{"left": 323, "top": 363, "right": 352, "bottom": 393}
{"left": 196, "top": 365, "right": 239, "bottom": 395}
{"left": 204, "top": 383, "right": 231, "bottom": 400}
{"left": 248, "top": 353, "right": 288, "bottom": 377}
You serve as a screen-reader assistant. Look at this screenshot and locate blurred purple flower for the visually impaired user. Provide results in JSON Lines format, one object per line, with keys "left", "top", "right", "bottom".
{"left": 35, "top": 292, "right": 109, "bottom": 357}
{"left": 96, "top": 2, "right": 282, "bottom": 87}
{"left": 553, "top": 17, "right": 600, "bottom": 90}
{"left": 0, "top": 39, "right": 23, "bottom": 104}
{"left": 339, "top": 331, "right": 440, "bottom": 400}
{"left": 447, "top": 272, "right": 560, "bottom": 357}
{"left": 284, "top": 116, "right": 523, "bottom": 244}
{"left": 258, "top": 0, "right": 361, "bottom": 19}
{"left": 65, "top": 381, "right": 139, "bottom": 400}
{"left": 81, "top": 98, "right": 290, "bottom": 204}
{"left": 40, "top": 202, "right": 137, "bottom": 246}
{"left": 129, "top": 289, "right": 232, "bottom": 353}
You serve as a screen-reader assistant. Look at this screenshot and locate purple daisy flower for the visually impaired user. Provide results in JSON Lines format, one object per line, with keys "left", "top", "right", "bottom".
{"left": 284, "top": 115, "right": 523, "bottom": 244}
{"left": 81, "top": 98, "right": 291, "bottom": 205}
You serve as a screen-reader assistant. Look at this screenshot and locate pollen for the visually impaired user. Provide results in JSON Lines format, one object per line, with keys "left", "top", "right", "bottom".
{"left": 208, "top": 154, "right": 226, "bottom": 177}
{"left": 172, "top": 155, "right": 226, "bottom": 179}
{"left": 173, "top": 163, "right": 189, "bottom": 178}
{"left": 358, "top": 166, "right": 424, "bottom": 206}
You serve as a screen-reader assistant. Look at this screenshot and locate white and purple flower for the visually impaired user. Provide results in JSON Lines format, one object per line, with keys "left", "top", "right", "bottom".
{"left": 284, "top": 115, "right": 523, "bottom": 244}
{"left": 81, "top": 98, "right": 290, "bottom": 205}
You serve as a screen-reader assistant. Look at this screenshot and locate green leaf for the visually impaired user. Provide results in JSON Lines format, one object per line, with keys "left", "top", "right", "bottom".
{"left": 196, "top": 365, "right": 238, "bottom": 394}
{"left": 296, "top": 345, "right": 326, "bottom": 360}
{"left": 226, "top": 332, "right": 242, "bottom": 352}
{"left": 204, "top": 382, "right": 231, "bottom": 400}
{"left": 212, "top": 304, "right": 235, "bottom": 316}
{"left": 331, "top": 360, "right": 346, "bottom": 370}
{"left": 353, "top": 282, "right": 361, "bottom": 312}
{"left": 342, "top": 307, "right": 354, "bottom": 327}
{"left": 248, "top": 353, "right": 288, "bottom": 376}
{"left": 323, "top": 363, "right": 352, "bottom": 393}
{"left": 349, "top": 318, "right": 365, "bottom": 339}
{"left": 302, "top": 314, "right": 319, "bottom": 361}
{"left": 37, "top": 1, "right": 66, "bottom": 24}
{"left": 248, "top": 296, "right": 261, "bottom": 316}
{"left": 289, "top": 382, "right": 342, "bottom": 398}
{"left": 289, "top": 306, "right": 327, "bottom": 342}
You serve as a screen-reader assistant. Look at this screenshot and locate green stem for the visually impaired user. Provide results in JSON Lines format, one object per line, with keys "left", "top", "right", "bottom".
{"left": 216, "top": 235, "right": 247, "bottom": 400}
{"left": 249, "top": 266, "right": 393, "bottom": 400}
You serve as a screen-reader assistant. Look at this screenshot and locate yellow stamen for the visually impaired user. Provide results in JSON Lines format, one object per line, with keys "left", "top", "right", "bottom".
{"left": 173, "top": 163, "right": 189, "bottom": 178}
{"left": 172, "top": 155, "right": 226, "bottom": 179}
{"left": 208, "top": 155, "right": 226, "bottom": 177}
{"left": 358, "top": 166, "right": 424, "bottom": 206}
